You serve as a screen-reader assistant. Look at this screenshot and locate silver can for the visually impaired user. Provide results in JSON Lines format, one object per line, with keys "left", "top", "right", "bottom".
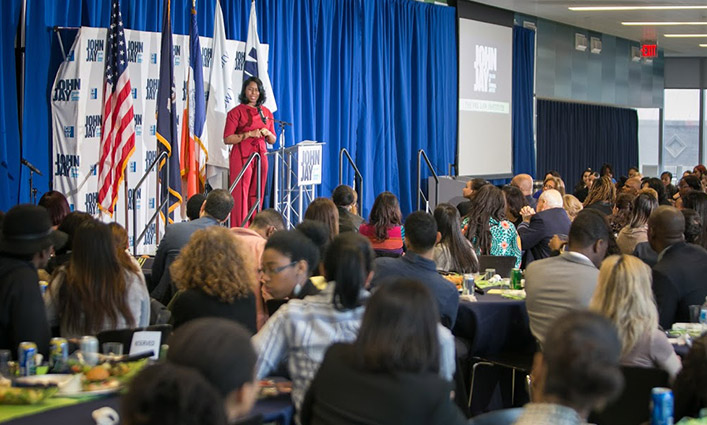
{"left": 80, "top": 336, "right": 99, "bottom": 366}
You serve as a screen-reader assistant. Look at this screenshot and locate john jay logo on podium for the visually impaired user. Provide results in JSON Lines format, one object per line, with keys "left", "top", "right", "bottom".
{"left": 473, "top": 45, "right": 497, "bottom": 94}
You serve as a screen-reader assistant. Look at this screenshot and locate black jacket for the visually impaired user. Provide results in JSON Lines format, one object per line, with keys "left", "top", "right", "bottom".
{"left": 518, "top": 207, "right": 571, "bottom": 267}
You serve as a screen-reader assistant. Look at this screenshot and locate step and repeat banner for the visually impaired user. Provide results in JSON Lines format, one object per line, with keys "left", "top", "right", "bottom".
{"left": 51, "top": 27, "right": 268, "bottom": 254}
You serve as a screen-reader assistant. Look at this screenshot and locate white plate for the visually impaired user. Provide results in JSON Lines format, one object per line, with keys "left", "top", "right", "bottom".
{"left": 15, "top": 374, "right": 74, "bottom": 386}
{"left": 59, "top": 386, "right": 121, "bottom": 398}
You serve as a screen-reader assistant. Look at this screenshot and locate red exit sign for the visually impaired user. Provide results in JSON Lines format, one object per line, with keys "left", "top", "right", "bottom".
{"left": 641, "top": 44, "right": 658, "bottom": 57}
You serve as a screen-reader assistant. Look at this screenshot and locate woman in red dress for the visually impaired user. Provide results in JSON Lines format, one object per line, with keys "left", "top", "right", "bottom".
{"left": 223, "top": 77, "right": 276, "bottom": 226}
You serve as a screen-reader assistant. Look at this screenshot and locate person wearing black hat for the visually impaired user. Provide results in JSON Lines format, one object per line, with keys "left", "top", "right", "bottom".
{"left": 0, "top": 204, "right": 67, "bottom": 359}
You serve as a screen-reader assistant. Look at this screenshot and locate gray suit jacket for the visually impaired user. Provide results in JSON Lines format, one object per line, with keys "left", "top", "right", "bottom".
{"left": 524, "top": 251, "right": 599, "bottom": 346}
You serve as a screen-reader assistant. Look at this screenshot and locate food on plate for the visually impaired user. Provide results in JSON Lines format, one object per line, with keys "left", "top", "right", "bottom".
{"left": 0, "top": 386, "right": 58, "bottom": 405}
{"left": 442, "top": 273, "right": 464, "bottom": 290}
{"left": 85, "top": 366, "right": 110, "bottom": 381}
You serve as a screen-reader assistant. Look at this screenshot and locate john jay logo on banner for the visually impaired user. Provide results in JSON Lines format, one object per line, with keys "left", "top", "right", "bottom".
{"left": 127, "top": 40, "right": 144, "bottom": 63}
{"left": 84, "top": 192, "right": 98, "bottom": 215}
{"left": 149, "top": 197, "right": 156, "bottom": 209}
{"left": 63, "top": 126, "right": 75, "bottom": 138}
{"left": 234, "top": 51, "right": 245, "bottom": 71}
{"left": 127, "top": 188, "right": 141, "bottom": 210}
{"left": 173, "top": 45, "right": 181, "bottom": 66}
{"left": 146, "top": 79, "right": 158, "bottom": 100}
{"left": 129, "top": 161, "right": 137, "bottom": 173}
{"left": 53, "top": 79, "right": 81, "bottom": 101}
{"left": 473, "top": 45, "right": 497, "bottom": 93}
{"left": 90, "top": 88, "right": 98, "bottom": 100}
{"left": 202, "top": 47, "right": 213, "bottom": 68}
{"left": 150, "top": 53, "right": 157, "bottom": 64}
{"left": 67, "top": 50, "right": 75, "bottom": 62}
{"left": 85, "top": 115, "right": 102, "bottom": 138}
{"left": 55, "top": 154, "right": 80, "bottom": 177}
{"left": 145, "top": 150, "right": 157, "bottom": 172}
{"left": 149, "top": 125, "right": 156, "bottom": 136}
{"left": 85, "top": 39, "right": 104, "bottom": 62}
{"left": 132, "top": 88, "right": 138, "bottom": 99}
{"left": 135, "top": 114, "right": 143, "bottom": 136}
{"left": 144, "top": 223, "right": 156, "bottom": 246}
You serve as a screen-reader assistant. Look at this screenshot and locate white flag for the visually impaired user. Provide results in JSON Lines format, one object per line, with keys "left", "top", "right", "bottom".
{"left": 203, "top": 0, "right": 234, "bottom": 189}
{"left": 244, "top": 1, "right": 277, "bottom": 112}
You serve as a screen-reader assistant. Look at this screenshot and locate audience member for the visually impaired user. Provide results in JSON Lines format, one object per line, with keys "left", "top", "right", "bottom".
{"left": 185, "top": 193, "right": 207, "bottom": 221}
{"left": 562, "top": 194, "right": 583, "bottom": 222}
{"left": 643, "top": 177, "right": 671, "bottom": 206}
{"left": 0, "top": 205, "right": 66, "bottom": 358}
{"left": 511, "top": 173, "right": 537, "bottom": 209}
{"left": 542, "top": 175, "right": 566, "bottom": 196}
{"left": 600, "top": 163, "right": 615, "bottom": 182}
{"left": 518, "top": 189, "right": 571, "bottom": 266}
{"left": 621, "top": 176, "right": 642, "bottom": 197}
{"left": 295, "top": 220, "right": 331, "bottom": 274}
{"left": 232, "top": 208, "right": 286, "bottom": 329}
{"left": 662, "top": 171, "right": 678, "bottom": 199}
{"left": 616, "top": 189, "right": 658, "bottom": 254}
{"left": 253, "top": 233, "right": 375, "bottom": 415}
{"left": 515, "top": 311, "right": 624, "bottom": 425}
{"left": 627, "top": 166, "right": 641, "bottom": 179}
{"left": 457, "top": 178, "right": 489, "bottom": 216}
{"left": 372, "top": 211, "right": 460, "bottom": 328}
{"left": 359, "top": 192, "right": 404, "bottom": 257}
{"left": 682, "top": 190, "right": 707, "bottom": 249}
{"left": 590, "top": 255, "right": 681, "bottom": 379}
{"left": 502, "top": 184, "right": 527, "bottom": 228}
{"left": 304, "top": 198, "right": 339, "bottom": 243}
{"left": 682, "top": 209, "right": 703, "bottom": 245}
{"left": 168, "top": 227, "right": 256, "bottom": 333}
{"left": 45, "top": 220, "right": 149, "bottom": 337}
{"left": 584, "top": 175, "right": 616, "bottom": 216}
{"left": 46, "top": 211, "right": 93, "bottom": 275}
{"left": 609, "top": 192, "right": 634, "bottom": 235}
{"left": 525, "top": 209, "right": 611, "bottom": 346}
{"left": 151, "top": 189, "right": 233, "bottom": 304}
{"left": 433, "top": 204, "right": 478, "bottom": 274}
{"left": 301, "top": 279, "right": 465, "bottom": 425}
{"left": 37, "top": 190, "right": 70, "bottom": 229}
{"left": 676, "top": 174, "right": 701, "bottom": 204}
{"left": 108, "top": 222, "right": 145, "bottom": 280}
{"left": 649, "top": 206, "right": 707, "bottom": 329}
{"left": 122, "top": 362, "right": 228, "bottom": 425}
{"left": 573, "top": 168, "right": 596, "bottom": 203}
{"left": 673, "top": 334, "right": 707, "bottom": 421}
{"left": 167, "top": 318, "right": 259, "bottom": 424}
{"left": 462, "top": 184, "right": 522, "bottom": 267}
{"left": 332, "top": 185, "right": 363, "bottom": 233}
{"left": 693, "top": 164, "right": 707, "bottom": 181}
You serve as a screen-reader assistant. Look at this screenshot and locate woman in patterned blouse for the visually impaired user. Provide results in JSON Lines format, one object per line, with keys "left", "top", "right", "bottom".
{"left": 461, "top": 185, "right": 522, "bottom": 267}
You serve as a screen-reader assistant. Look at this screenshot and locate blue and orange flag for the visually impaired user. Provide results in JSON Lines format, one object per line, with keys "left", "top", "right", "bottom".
{"left": 156, "top": 0, "right": 182, "bottom": 222}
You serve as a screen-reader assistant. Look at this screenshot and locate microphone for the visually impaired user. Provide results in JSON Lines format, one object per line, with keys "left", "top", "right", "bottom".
{"left": 21, "top": 158, "right": 43, "bottom": 176}
{"left": 273, "top": 119, "right": 293, "bottom": 126}
{"left": 257, "top": 106, "right": 267, "bottom": 125}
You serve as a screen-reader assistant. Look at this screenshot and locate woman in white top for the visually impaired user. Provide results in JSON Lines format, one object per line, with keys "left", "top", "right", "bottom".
{"left": 590, "top": 254, "right": 681, "bottom": 380}
{"left": 45, "top": 220, "right": 149, "bottom": 338}
{"left": 433, "top": 203, "right": 478, "bottom": 274}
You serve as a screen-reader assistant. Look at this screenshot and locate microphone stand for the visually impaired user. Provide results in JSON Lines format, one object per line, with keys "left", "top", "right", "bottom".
{"left": 21, "top": 158, "right": 42, "bottom": 204}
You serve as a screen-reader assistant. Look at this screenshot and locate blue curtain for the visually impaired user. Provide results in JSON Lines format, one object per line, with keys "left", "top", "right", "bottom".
{"left": 536, "top": 99, "right": 638, "bottom": 186}
{"left": 512, "top": 26, "right": 535, "bottom": 177}
{"left": 0, "top": 0, "right": 23, "bottom": 211}
{"left": 19, "top": 0, "right": 457, "bottom": 219}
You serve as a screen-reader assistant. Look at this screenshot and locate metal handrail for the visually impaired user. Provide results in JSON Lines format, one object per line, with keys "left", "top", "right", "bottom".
{"left": 417, "top": 149, "right": 439, "bottom": 213}
{"left": 338, "top": 148, "right": 364, "bottom": 215}
{"left": 228, "top": 152, "right": 262, "bottom": 227}
{"left": 132, "top": 151, "right": 168, "bottom": 255}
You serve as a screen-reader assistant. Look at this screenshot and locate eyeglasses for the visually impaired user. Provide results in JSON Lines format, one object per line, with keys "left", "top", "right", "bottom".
{"left": 258, "top": 261, "right": 297, "bottom": 276}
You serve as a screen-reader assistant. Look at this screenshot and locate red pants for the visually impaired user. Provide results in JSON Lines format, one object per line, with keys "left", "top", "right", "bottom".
{"left": 229, "top": 150, "right": 267, "bottom": 227}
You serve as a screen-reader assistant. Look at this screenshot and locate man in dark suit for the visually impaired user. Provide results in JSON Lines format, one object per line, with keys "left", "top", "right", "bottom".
{"left": 151, "top": 189, "right": 234, "bottom": 303}
{"left": 649, "top": 206, "right": 707, "bottom": 329}
{"left": 332, "top": 185, "right": 364, "bottom": 234}
{"left": 517, "top": 189, "right": 571, "bottom": 267}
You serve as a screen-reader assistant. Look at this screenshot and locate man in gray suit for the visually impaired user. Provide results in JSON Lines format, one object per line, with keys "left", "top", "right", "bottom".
{"left": 524, "top": 209, "right": 612, "bottom": 346}
{"left": 150, "top": 189, "right": 234, "bottom": 304}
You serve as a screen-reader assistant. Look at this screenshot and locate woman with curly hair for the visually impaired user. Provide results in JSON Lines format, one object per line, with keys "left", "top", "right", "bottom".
{"left": 461, "top": 185, "right": 522, "bottom": 267}
{"left": 168, "top": 226, "right": 256, "bottom": 333}
{"left": 359, "top": 191, "right": 404, "bottom": 257}
{"left": 584, "top": 175, "right": 616, "bottom": 216}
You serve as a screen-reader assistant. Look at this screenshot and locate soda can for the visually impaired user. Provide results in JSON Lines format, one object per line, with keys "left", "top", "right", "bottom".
{"left": 510, "top": 268, "right": 522, "bottom": 290}
{"left": 49, "top": 338, "right": 69, "bottom": 372}
{"left": 80, "top": 336, "right": 99, "bottom": 366}
{"left": 18, "top": 342, "right": 37, "bottom": 376}
{"left": 651, "top": 387, "right": 674, "bottom": 425}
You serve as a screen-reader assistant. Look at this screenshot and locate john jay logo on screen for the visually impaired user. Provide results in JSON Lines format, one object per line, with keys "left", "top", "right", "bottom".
{"left": 146, "top": 79, "right": 159, "bottom": 100}
{"left": 85, "top": 192, "right": 98, "bottom": 215}
{"left": 127, "top": 188, "right": 141, "bottom": 210}
{"left": 55, "top": 154, "right": 79, "bottom": 178}
{"left": 53, "top": 79, "right": 81, "bottom": 101}
{"left": 85, "top": 115, "right": 102, "bottom": 138}
{"left": 202, "top": 47, "right": 213, "bottom": 68}
{"left": 85, "top": 39, "right": 104, "bottom": 62}
{"left": 473, "top": 45, "right": 497, "bottom": 94}
{"left": 63, "top": 126, "right": 75, "bottom": 138}
{"left": 135, "top": 114, "right": 143, "bottom": 136}
{"left": 127, "top": 40, "right": 143, "bottom": 63}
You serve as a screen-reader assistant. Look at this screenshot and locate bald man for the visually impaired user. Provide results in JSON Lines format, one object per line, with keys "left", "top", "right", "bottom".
{"left": 511, "top": 173, "right": 537, "bottom": 209}
{"left": 649, "top": 206, "right": 707, "bottom": 329}
{"left": 518, "top": 189, "right": 571, "bottom": 267}
{"left": 622, "top": 176, "right": 642, "bottom": 196}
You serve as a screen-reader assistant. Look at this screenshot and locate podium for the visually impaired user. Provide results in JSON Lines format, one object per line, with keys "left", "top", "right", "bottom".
{"left": 268, "top": 141, "right": 325, "bottom": 229}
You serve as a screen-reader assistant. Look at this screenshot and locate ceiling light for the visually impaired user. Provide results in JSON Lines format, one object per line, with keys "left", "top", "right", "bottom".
{"left": 622, "top": 22, "right": 707, "bottom": 26}
{"left": 570, "top": 6, "right": 707, "bottom": 12}
{"left": 664, "top": 34, "right": 707, "bottom": 38}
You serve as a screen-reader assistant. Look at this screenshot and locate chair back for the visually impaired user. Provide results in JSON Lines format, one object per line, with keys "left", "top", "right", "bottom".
{"left": 468, "top": 407, "right": 523, "bottom": 425}
{"left": 97, "top": 324, "right": 173, "bottom": 355}
{"left": 478, "top": 255, "right": 517, "bottom": 278}
{"left": 150, "top": 249, "right": 180, "bottom": 305}
{"left": 588, "top": 366, "right": 669, "bottom": 425}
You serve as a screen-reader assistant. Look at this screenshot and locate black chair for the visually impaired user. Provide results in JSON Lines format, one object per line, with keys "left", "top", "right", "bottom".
{"left": 588, "top": 366, "right": 669, "bottom": 425}
{"left": 478, "top": 256, "right": 517, "bottom": 278}
{"left": 467, "top": 408, "right": 523, "bottom": 425}
{"left": 150, "top": 249, "right": 180, "bottom": 305}
{"left": 468, "top": 351, "right": 534, "bottom": 408}
{"left": 97, "top": 324, "right": 173, "bottom": 355}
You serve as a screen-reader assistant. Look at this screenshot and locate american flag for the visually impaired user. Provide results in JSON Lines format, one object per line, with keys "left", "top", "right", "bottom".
{"left": 97, "top": 0, "right": 135, "bottom": 216}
